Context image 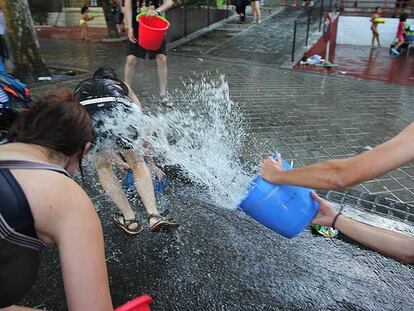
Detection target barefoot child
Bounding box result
[370,7,382,47]
[80,5,94,41]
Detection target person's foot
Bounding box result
[113,213,143,235]
[148,213,179,232]
[161,95,174,108]
[391,48,400,56]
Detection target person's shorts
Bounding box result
[397,34,405,42]
[127,26,167,59]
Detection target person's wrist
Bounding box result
[331,212,342,229]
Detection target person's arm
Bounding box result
[125,82,143,110]
[147,0,174,16]
[52,181,113,311]
[125,0,136,43]
[260,122,414,190]
[311,193,414,264]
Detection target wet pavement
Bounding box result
[21,8,414,310]
[296,45,414,87]
[23,184,414,311]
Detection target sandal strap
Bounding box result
[115,213,138,228]
[147,213,161,222]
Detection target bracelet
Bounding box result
[331,212,342,229]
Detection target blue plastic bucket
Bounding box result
[238,160,319,238]
[123,169,168,195]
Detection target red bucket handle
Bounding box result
[136,12,170,25]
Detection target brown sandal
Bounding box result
[113,213,143,235]
[148,213,179,232]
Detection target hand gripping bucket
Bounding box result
[238,159,319,238]
[115,294,152,311]
[137,13,170,51]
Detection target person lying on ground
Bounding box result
[0,89,113,310]
[259,122,414,264]
[74,66,178,235]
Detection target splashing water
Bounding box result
[94,75,253,209]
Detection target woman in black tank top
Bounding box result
[0,89,114,309]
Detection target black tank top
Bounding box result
[131,0,163,32]
[0,160,69,308]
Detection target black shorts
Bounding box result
[127,25,167,59]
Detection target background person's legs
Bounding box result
[155,53,167,97]
[124,55,138,86]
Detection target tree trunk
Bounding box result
[3,0,50,80]
[100,0,119,39]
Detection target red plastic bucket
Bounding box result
[114,294,153,311]
[137,13,170,51]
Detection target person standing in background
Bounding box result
[123,0,175,108]
[80,4,95,41]
[251,0,261,24]
[370,7,382,47]
[111,0,125,34]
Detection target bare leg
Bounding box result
[395,40,404,50]
[95,152,137,225]
[124,55,138,86]
[251,2,257,22]
[156,53,167,97]
[256,1,261,23]
[120,149,159,227]
[81,24,86,40]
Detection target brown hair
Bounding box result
[11,88,93,157]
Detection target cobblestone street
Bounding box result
[22,9,414,310]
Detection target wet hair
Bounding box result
[399,13,408,22]
[11,88,93,166]
[93,66,118,80]
[81,5,89,14]
[74,67,129,101]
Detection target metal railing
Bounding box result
[165,0,232,41]
[338,0,414,16]
[291,0,333,61]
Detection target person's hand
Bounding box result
[259,153,285,184]
[147,9,158,17]
[128,28,136,43]
[310,192,339,226]
[149,163,165,181]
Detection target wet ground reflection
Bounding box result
[296,44,414,87]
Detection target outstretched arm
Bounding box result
[260,122,414,190]
[311,193,414,264]
[52,181,113,311]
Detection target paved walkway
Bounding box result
[22,8,414,311]
[37,18,414,218]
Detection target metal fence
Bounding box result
[166,0,232,42]
[291,0,334,61]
